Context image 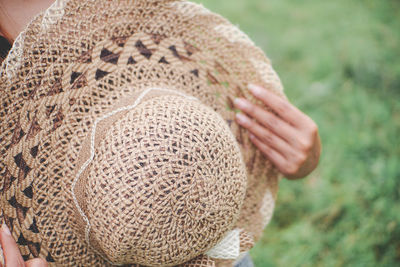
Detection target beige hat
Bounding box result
[0,0,284,266]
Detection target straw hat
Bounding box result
[0,0,284,266]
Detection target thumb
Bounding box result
[0,223,25,267]
[26,258,48,267]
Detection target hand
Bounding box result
[234,84,321,179]
[0,224,48,267]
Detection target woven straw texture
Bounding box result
[72,93,247,266]
[0,0,284,266]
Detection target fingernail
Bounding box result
[234,98,248,110]
[248,84,263,96]
[1,223,11,236]
[236,113,250,125]
[249,133,255,139]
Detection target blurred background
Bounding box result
[194,0,400,266]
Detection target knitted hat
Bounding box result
[0,0,284,266]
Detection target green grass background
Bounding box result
[194,0,400,266]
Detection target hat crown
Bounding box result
[74,94,247,266]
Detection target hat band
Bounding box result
[206,228,241,259]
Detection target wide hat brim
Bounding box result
[0,0,284,266]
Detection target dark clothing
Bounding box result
[0,36,11,64]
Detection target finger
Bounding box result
[233,100,297,144]
[248,134,287,172]
[250,134,303,177]
[26,258,48,267]
[235,113,296,158]
[0,224,25,267]
[291,131,316,154]
[247,84,310,128]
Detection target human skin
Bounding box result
[0,0,54,42]
[0,224,48,267]
[0,0,321,262]
[234,84,321,179]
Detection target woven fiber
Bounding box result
[0,0,285,266]
[73,92,247,266]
